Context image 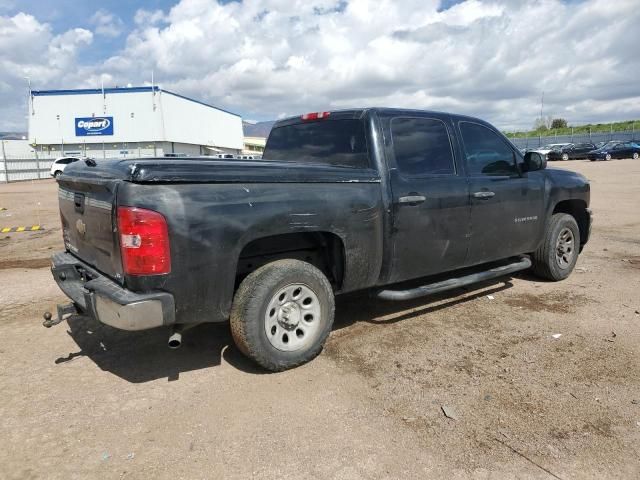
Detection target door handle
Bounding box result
[398,195,426,205]
[473,191,495,199]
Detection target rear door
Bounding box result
[613,142,635,159]
[456,120,544,266]
[383,112,470,283]
[58,176,123,281]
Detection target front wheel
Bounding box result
[531,213,580,281]
[562,153,569,161]
[633,153,639,160]
[605,154,612,161]
[230,259,335,371]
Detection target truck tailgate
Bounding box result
[58,177,123,282]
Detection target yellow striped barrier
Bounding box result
[1,226,43,233]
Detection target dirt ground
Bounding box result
[1,160,639,479]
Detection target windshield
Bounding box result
[600,141,619,149]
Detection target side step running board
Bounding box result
[376,256,532,301]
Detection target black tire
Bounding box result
[230,259,335,372]
[53,171,61,178]
[531,213,580,281]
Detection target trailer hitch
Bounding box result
[43,303,78,328]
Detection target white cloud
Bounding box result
[134,8,166,26]
[1,0,640,131]
[0,13,93,130]
[90,9,124,38]
[100,0,640,129]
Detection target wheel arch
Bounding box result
[552,199,589,246]
[234,231,346,291]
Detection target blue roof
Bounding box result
[31,86,240,118]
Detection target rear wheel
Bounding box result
[230,259,335,371]
[53,171,62,178]
[531,213,580,281]
[561,153,569,161]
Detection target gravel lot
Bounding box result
[1,159,639,479]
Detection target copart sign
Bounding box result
[75,117,114,136]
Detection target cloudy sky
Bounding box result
[0,0,639,132]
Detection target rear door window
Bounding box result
[390,117,456,176]
[263,119,369,168]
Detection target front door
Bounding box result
[456,121,545,266]
[385,114,470,283]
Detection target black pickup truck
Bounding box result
[47,108,592,371]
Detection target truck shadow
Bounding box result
[57,315,264,382]
[56,276,518,383]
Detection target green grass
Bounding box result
[504,120,640,138]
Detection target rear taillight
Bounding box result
[301,111,331,121]
[117,206,171,275]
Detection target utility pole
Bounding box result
[25,76,34,116]
[2,140,8,183]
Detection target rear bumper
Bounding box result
[51,251,175,330]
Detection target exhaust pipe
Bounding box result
[168,330,182,349]
[167,324,200,349]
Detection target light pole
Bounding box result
[130,112,135,158]
[56,114,63,155]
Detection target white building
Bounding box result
[28,86,243,159]
[242,136,266,156]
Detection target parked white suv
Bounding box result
[50,157,80,178]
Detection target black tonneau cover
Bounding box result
[63,158,380,184]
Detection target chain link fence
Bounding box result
[0,158,54,183]
[507,127,640,150]
[1,140,55,183]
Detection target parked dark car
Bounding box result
[586,141,640,161]
[547,143,596,161]
[45,108,592,371]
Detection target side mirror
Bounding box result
[523,151,546,172]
